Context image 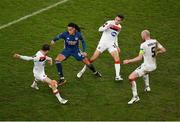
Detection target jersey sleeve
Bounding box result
[52,32,65,42]
[98,21,110,32]
[79,33,86,52]
[20,55,34,61]
[139,44,145,55]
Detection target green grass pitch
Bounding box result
[0,0,179,120]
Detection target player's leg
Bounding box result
[77,49,102,78]
[109,47,123,81]
[82,57,102,77]
[74,50,101,77]
[77,43,104,78]
[128,71,140,104]
[43,77,68,104]
[90,49,102,63]
[77,64,87,78]
[31,78,39,90]
[142,66,156,92]
[55,50,69,85]
[31,73,43,90]
[143,74,151,92]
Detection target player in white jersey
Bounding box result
[13,44,68,104]
[123,30,166,104]
[77,15,124,81]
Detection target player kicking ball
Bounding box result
[123,30,166,104]
[13,44,68,104]
[77,15,124,81]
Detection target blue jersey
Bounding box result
[52,31,86,52]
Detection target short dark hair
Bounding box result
[41,44,50,51]
[117,15,124,20]
[68,22,81,32]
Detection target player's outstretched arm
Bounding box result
[51,32,65,45]
[51,40,56,45]
[13,53,34,61]
[123,54,143,64]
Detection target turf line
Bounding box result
[0,0,69,30]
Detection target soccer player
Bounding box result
[51,23,101,85]
[77,15,124,81]
[123,30,166,104]
[13,44,68,104]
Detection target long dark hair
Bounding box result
[67,22,81,32]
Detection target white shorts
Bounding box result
[34,72,47,81]
[135,64,156,77]
[96,42,118,53]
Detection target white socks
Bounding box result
[131,81,138,97]
[53,89,63,102]
[143,74,149,87]
[32,80,38,86]
[114,61,121,77]
[81,65,87,73]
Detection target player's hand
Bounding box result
[82,52,87,57]
[48,60,53,65]
[123,59,130,64]
[51,40,55,45]
[13,53,21,59]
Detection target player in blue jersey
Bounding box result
[51,23,101,85]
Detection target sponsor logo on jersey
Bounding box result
[111,32,117,37]
[68,41,77,45]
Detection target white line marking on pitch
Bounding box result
[0,0,69,30]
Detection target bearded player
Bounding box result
[77,15,124,81]
[13,44,68,104]
[123,30,166,104]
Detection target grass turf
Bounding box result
[0,0,179,120]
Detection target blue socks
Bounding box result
[55,61,64,78]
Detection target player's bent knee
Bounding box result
[114,60,120,64]
[55,54,65,61]
[55,56,60,61]
[128,75,136,82]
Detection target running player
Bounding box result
[13,44,68,104]
[51,23,101,85]
[77,15,124,81]
[123,30,166,104]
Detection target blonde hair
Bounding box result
[141,30,150,37]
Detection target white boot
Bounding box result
[128,96,140,104]
[77,65,87,78]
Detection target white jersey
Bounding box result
[140,39,163,67]
[98,20,122,46]
[32,51,48,74]
[19,51,52,81]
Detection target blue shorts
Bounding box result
[60,49,85,61]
